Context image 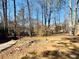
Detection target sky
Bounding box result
[0,0,77,25]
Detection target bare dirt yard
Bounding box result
[0,34,79,59]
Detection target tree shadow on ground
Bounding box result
[0,36,18,44]
[62,36,79,43]
[69,48,79,59]
[21,55,38,59]
[21,48,79,59]
[41,50,61,59]
[41,49,79,59]
[21,51,38,59]
[0,36,11,44]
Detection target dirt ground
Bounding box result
[0,34,79,59]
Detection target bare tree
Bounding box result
[13,0,16,37]
[2,0,8,35]
[0,1,2,23]
[27,0,32,36]
[73,0,79,35]
[36,8,39,34]
[64,0,67,32]
[48,0,53,28]
[44,0,47,27]
[7,0,11,26]
[17,7,25,27]
[39,0,44,26]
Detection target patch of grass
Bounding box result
[28,51,37,55]
[21,53,38,59]
[15,40,27,46]
[21,56,29,59]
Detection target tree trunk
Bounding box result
[42,7,44,26]
[64,0,67,32]
[27,0,32,36]
[69,0,72,35]
[2,0,8,36]
[48,3,52,28]
[13,0,16,37]
[36,8,39,35]
[74,0,78,35]
[44,0,48,36]
[48,7,52,28]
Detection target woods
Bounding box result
[1,0,79,59]
[0,0,79,39]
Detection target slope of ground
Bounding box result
[0,34,79,59]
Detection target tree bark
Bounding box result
[13,0,16,37]
[42,6,44,26]
[27,0,32,36]
[69,0,72,35]
[2,0,8,36]
[48,9,51,28]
